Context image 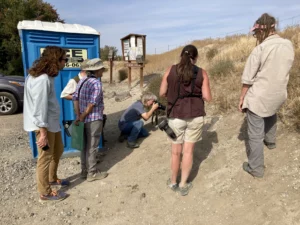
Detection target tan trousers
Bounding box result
[35,131,64,195]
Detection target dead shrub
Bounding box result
[142,25,300,131]
[279,48,300,130]
[206,48,218,61]
[147,75,167,106]
[209,59,235,77]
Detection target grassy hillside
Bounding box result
[143,26,300,131]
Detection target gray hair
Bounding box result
[141,92,157,104]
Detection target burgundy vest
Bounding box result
[166,65,205,119]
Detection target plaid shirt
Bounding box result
[72,77,104,123]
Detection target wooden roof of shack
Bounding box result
[120,34,146,40]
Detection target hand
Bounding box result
[36,133,49,149]
[238,98,244,112]
[79,113,86,122]
[151,103,159,111]
[74,115,80,125]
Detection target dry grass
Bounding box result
[139,27,300,130]
[278,47,300,130]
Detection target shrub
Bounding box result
[118,68,128,81]
[206,48,218,60]
[208,59,235,77]
[147,75,167,106]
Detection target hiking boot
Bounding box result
[242,162,264,178]
[127,141,139,148]
[177,183,193,196]
[81,170,88,179]
[39,190,68,203]
[118,133,127,143]
[263,140,276,150]
[87,171,108,182]
[166,178,178,192]
[49,179,70,186]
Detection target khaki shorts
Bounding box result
[168,116,204,144]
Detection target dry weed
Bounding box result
[140,26,299,130]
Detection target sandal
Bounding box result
[39,190,68,202]
[49,179,70,186]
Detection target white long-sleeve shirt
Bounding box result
[60,73,84,98]
[23,74,60,132]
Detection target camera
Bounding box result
[42,145,49,151]
[154,100,166,111]
[158,118,177,140]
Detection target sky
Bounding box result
[46,0,300,55]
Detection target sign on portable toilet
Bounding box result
[17,20,103,158]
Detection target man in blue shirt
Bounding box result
[118,92,159,148]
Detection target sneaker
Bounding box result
[166,178,178,191]
[263,140,276,150]
[81,170,88,179]
[127,141,139,148]
[242,162,264,178]
[87,171,108,182]
[39,190,68,203]
[177,183,193,196]
[49,179,70,186]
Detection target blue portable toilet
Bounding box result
[18,20,103,158]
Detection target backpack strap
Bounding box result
[167,65,201,117]
[77,78,90,100]
[72,75,80,83]
[191,66,199,94]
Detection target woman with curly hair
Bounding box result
[23,46,70,202]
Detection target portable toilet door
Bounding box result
[18,20,103,158]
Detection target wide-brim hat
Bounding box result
[84,58,105,71]
[80,59,90,70]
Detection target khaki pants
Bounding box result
[35,131,64,195]
[168,116,204,144]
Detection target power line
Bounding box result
[153,13,300,54]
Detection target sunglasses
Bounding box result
[61,58,69,63]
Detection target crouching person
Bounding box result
[72,58,108,181]
[118,92,159,148]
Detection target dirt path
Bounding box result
[0,81,299,225]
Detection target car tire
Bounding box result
[0,92,18,115]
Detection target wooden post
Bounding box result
[128,66,132,89]
[140,65,143,90]
[109,59,113,84]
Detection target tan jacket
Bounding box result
[242,34,294,117]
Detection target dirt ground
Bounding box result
[0,79,300,225]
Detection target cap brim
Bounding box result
[88,66,105,71]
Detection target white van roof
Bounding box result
[17,20,100,35]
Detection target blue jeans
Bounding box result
[120,120,149,143]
